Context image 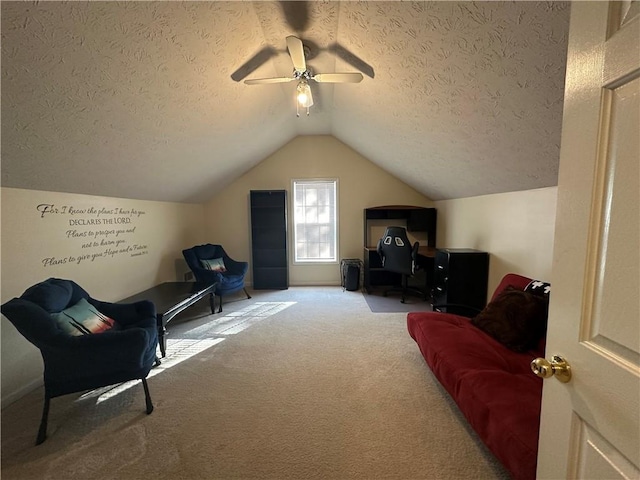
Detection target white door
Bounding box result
[536,1,640,479]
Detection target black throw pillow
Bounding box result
[471,286,549,352]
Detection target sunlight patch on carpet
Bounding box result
[79,302,296,406]
[150,338,227,373]
[185,301,296,336]
[80,338,226,405]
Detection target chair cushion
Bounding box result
[21,278,74,313]
[215,274,245,295]
[471,286,549,352]
[51,298,117,336]
[201,257,227,272]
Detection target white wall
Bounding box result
[203,135,434,286]
[434,187,557,296]
[1,187,205,406]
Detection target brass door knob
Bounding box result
[531,355,572,383]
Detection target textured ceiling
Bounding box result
[1,1,570,203]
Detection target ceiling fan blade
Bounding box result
[286,35,306,72]
[312,73,364,83]
[244,77,294,85]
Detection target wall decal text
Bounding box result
[36,203,150,267]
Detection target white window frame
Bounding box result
[291,179,339,264]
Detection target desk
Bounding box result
[364,246,435,294]
[120,282,216,357]
[417,246,436,259]
[363,206,437,293]
[415,247,436,296]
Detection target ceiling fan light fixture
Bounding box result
[243,36,363,117]
[296,81,313,107]
[296,80,313,116]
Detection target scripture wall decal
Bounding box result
[36,203,150,267]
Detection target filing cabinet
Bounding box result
[432,248,489,316]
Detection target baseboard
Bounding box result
[246,281,342,288]
[1,377,43,409]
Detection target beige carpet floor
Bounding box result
[361,287,431,313]
[1,287,509,480]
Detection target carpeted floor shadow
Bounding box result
[361,288,433,313]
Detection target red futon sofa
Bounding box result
[407,273,550,480]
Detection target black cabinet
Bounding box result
[250,190,288,290]
[432,248,489,316]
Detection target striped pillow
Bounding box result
[51,298,117,336]
[200,257,227,272]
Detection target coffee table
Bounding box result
[120,282,217,357]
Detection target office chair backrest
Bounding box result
[376,226,419,276]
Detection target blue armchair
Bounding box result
[182,244,251,313]
[1,278,158,445]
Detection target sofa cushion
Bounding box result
[471,286,548,352]
[408,312,539,397]
[407,310,543,480]
[490,273,533,301]
[51,298,117,336]
[456,370,542,480]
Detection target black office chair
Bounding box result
[376,226,426,303]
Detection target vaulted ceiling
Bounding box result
[1,1,570,204]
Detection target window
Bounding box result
[292,179,338,263]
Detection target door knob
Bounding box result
[531,355,572,383]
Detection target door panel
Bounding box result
[589,75,639,359]
[571,419,639,479]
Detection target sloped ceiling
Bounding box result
[1,1,570,203]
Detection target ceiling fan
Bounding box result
[244,36,364,116]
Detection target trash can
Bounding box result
[340,259,363,291]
